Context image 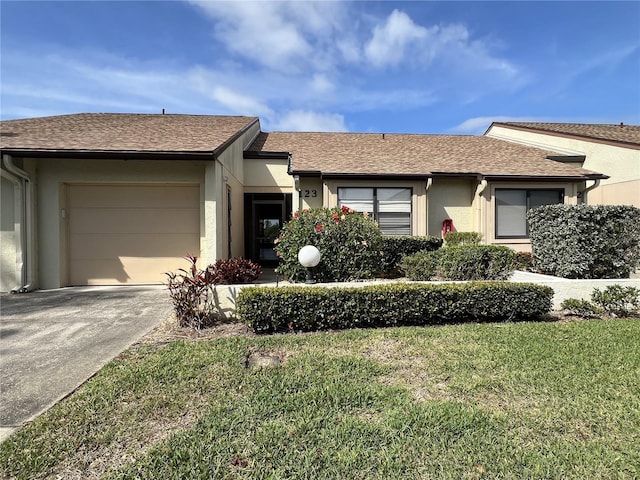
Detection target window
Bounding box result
[495,189,564,238]
[338,187,412,235]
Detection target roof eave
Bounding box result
[243,150,290,160]
[212,117,261,157]
[0,148,215,160]
[484,173,609,181]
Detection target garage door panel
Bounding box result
[69,185,200,208]
[69,207,199,234]
[70,234,200,259]
[71,257,193,285]
[68,184,200,285]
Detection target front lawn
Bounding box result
[1,319,639,479]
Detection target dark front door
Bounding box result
[245,194,292,266]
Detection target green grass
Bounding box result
[2,319,639,479]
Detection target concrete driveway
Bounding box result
[0,286,172,442]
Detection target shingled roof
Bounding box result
[490,122,640,148]
[248,131,605,179]
[0,113,259,155]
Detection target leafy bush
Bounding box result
[443,231,482,246]
[528,205,640,278]
[378,235,442,277]
[166,256,262,329]
[400,245,516,281]
[398,250,440,281]
[237,282,553,333]
[560,298,601,318]
[513,251,535,272]
[591,284,640,317]
[274,206,383,282]
[211,257,262,284]
[165,255,219,329]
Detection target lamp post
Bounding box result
[298,245,321,284]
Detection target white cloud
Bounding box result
[274,110,348,132]
[310,73,334,93]
[363,9,520,81]
[209,86,273,117]
[189,1,350,73]
[365,9,427,67]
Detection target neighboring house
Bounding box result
[1,113,607,291]
[485,122,640,207]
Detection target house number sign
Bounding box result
[302,189,317,198]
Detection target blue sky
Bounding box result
[1,1,639,134]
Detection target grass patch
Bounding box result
[1,319,639,479]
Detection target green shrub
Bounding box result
[237,282,553,333]
[528,204,640,278]
[378,235,442,277]
[591,284,640,317]
[274,206,383,282]
[398,250,440,281]
[443,231,482,246]
[560,298,601,318]
[400,245,516,281]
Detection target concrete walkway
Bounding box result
[0,286,172,443]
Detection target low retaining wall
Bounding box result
[509,271,640,310]
[212,273,640,317]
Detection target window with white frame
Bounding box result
[495,188,564,238]
[338,187,412,235]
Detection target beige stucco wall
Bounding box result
[34,158,206,289]
[587,179,640,206]
[1,175,18,291]
[243,158,293,193]
[217,121,261,184]
[486,125,640,206]
[427,179,474,237]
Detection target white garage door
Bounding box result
[68,184,200,285]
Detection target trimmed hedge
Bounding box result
[237,282,553,334]
[378,235,443,277]
[400,245,516,281]
[528,204,640,278]
[443,231,482,246]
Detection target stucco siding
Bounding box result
[217,120,261,183]
[427,179,474,237]
[1,176,18,291]
[243,158,292,192]
[587,179,640,206]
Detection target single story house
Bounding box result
[1,113,610,291]
[485,122,640,207]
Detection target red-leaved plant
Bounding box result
[166,255,262,329]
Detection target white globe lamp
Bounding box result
[298,245,321,284]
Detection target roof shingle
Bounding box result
[0,113,258,153]
[492,122,640,147]
[249,131,603,179]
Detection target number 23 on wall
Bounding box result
[302,189,317,198]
